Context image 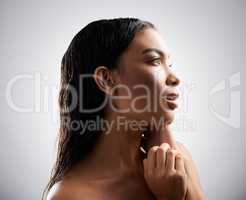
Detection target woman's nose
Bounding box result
[166,73,180,86]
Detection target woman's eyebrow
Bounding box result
[142,48,165,58]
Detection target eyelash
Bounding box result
[148,58,162,66]
[148,58,172,67]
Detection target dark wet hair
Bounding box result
[42,17,155,199]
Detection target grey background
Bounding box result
[0,0,245,199]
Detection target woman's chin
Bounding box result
[157,108,176,126]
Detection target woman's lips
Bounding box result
[161,92,179,110]
[166,93,179,101]
[166,100,178,110]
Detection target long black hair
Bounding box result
[43,17,155,199]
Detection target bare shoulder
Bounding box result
[176,141,192,156]
[176,141,196,163]
[176,141,200,175]
[46,179,89,200]
[46,181,74,200]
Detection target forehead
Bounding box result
[124,28,170,58]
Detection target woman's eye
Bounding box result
[148,58,162,66]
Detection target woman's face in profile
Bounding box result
[112,28,180,126]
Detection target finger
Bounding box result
[147,146,158,174]
[157,143,170,170]
[183,157,192,177]
[175,154,186,173]
[156,147,164,171]
[166,149,178,171]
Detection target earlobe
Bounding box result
[93,66,116,95]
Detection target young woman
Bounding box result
[44,18,207,200]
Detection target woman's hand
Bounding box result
[143,143,188,200]
[175,142,207,200]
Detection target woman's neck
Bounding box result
[74,112,176,181]
[75,113,145,180]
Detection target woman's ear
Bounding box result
[93,66,116,95]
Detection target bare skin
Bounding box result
[48,111,155,200]
[48,28,206,200]
[143,143,188,200]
